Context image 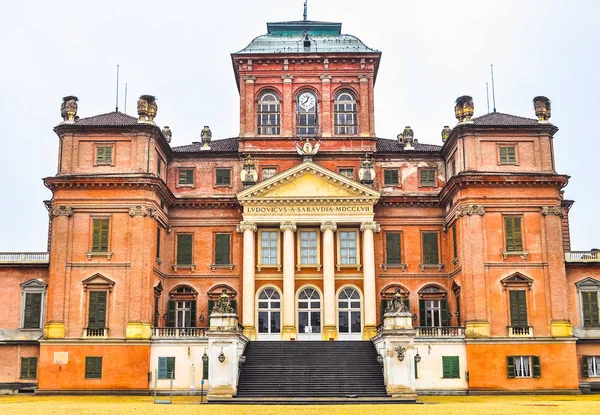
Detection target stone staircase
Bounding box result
[236,341,388,398]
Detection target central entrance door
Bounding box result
[338,287,362,340]
[297,288,321,340]
[257,288,281,340]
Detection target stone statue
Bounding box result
[386,287,408,314]
[240,154,258,187]
[212,289,235,314]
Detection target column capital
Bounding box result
[281,74,294,82]
[360,221,380,232]
[455,204,485,218]
[243,75,256,84]
[280,221,297,232]
[320,74,332,82]
[49,206,73,218]
[129,205,149,217]
[358,74,371,82]
[542,206,564,218]
[237,221,257,233]
[320,221,337,232]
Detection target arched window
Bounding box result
[418,285,448,328]
[257,91,280,135]
[338,287,362,339]
[334,91,357,135]
[298,287,321,339]
[257,287,281,338]
[296,90,318,136]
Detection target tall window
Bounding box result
[158,357,176,379]
[581,290,600,327]
[20,357,37,379]
[92,218,109,252]
[422,232,439,265]
[334,91,357,135]
[419,286,448,327]
[167,286,197,327]
[385,233,401,265]
[339,231,357,265]
[296,91,318,136]
[257,91,280,135]
[504,216,523,252]
[261,231,278,265]
[509,290,528,327]
[214,234,231,265]
[22,292,43,329]
[88,291,107,328]
[258,288,281,336]
[300,231,318,265]
[176,234,193,265]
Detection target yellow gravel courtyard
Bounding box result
[1,395,600,415]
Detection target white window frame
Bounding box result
[176,300,193,328]
[297,229,321,270]
[336,229,361,271]
[514,356,532,378]
[257,229,281,271]
[587,356,600,377]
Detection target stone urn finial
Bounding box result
[60,96,78,123]
[455,95,474,124]
[441,125,452,142]
[137,95,157,123]
[161,126,172,143]
[533,96,551,122]
[201,126,212,150]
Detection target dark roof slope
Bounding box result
[472,112,539,127]
[376,137,442,153]
[75,111,139,126]
[172,138,239,153]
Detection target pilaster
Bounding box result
[321,221,337,340]
[320,75,332,137]
[237,221,257,340]
[282,74,294,136]
[280,221,297,340]
[361,221,380,339]
[244,76,256,137]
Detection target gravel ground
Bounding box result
[0,395,599,415]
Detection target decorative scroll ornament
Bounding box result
[280,221,297,232]
[320,221,337,232]
[60,96,78,123]
[50,206,73,218]
[236,221,257,233]
[240,154,258,188]
[296,138,320,161]
[542,206,563,218]
[360,221,381,232]
[455,204,485,218]
[129,206,148,217]
[211,289,235,315]
[385,287,410,314]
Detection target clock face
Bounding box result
[299,92,316,111]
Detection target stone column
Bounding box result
[320,221,337,340]
[320,75,332,137]
[361,221,380,339]
[237,221,257,340]
[281,74,294,136]
[280,221,297,340]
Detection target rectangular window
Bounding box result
[442,356,460,379]
[215,234,231,265]
[92,218,109,252]
[262,168,277,180]
[420,299,448,327]
[176,234,193,265]
[340,231,357,265]
[581,291,600,327]
[509,290,528,327]
[507,356,540,378]
[158,357,176,379]
[583,356,600,377]
[178,168,194,185]
[157,158,162,177]
[300,231,318,265]
[339,168,354,179]
[20,357,37,379]
[156,227,161,259]
[384,169,399,186]
[88,291,107,328]
[504,216,523,252]
[85,357,102,379]
[96,145,113,165]
[260,231,278,265]
[419,169,436,186]
[499,146,517,164]
[216,168,231,186]
[450,158,456,176]
[452,224,458,259]
[422,232,439,264]
[385,233,401,265]
[23,292,43,329]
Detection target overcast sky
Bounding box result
[1,0,598,251]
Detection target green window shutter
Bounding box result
[216,169,231,186]
[451,356,460,378]
[158,357,167,379]
[381,299,390,320]
[442,356,459,378]
[190,301,197,327]
[452,224,458,259]
[105,146,113,163]
[505,217,523,252]
[166,357,176,379]
[441,299,449,326]
[20,358,29,379]
[88,291,107,328]
[420,169,435,186]
[24,293,42,329]
[386,233,401,264]
[507,356,515,378]
[156,227,161,258]
[500,146,516,163]
[509,290,528,327]
[584,291,600,326]
[179,169,194,185]
[532,355,541,378]
[85,357,93,378]
[92,219,109,252]
[422,232,439,264]
[92,219,100,251]
[582,356,590,378]
[167,300,176,327]
[202,356,209,379]
[208,300,215,317]
[215,234,231,265]
[85,357,102,379]
[419,299,426,326]
[177,234,193,265]
[384,170,398,185]
[30,357,37,378]
[96,146,105,163]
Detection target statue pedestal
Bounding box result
[371,311,417,401]
[206,313,248,400]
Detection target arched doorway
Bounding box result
[257,287,281,340]
[338,287,362,340]
[297,287,321,340]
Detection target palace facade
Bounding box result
[1,14,600,396]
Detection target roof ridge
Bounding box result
[77,111,138,121]
[473,112,537,121]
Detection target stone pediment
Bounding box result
[237,161,380,203]
[82,273,115,292]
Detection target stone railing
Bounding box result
[0,252,49,264]
[152,327,207,338]
[416,326,465,337]
[84,327,108,338]
[565,251,600,263]
[508,326,533,337]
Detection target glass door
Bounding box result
[257,288,281,340]
[297,288,321,340]
[338,288,362,340]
